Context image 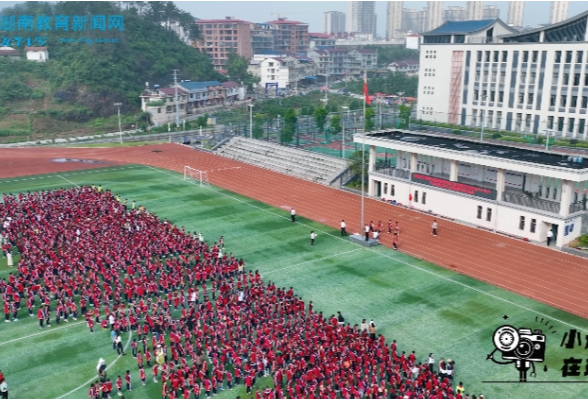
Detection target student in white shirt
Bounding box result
[310,231,317,246]
[340,220,347,236]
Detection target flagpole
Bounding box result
[361,71,366,236]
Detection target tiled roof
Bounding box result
[180,81,223,91]
[222,81,240,88]
[309,32,333,38]
[353,49,376,54]
[425,19,496,35]
[195,18,250,24]
[24,46,48,51]
[158,87,188,95]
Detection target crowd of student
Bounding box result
[0,187,479,399]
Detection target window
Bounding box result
[518,93,524,104]
[530,219,536,233]
[519,216,525,230]
[486,208,492,222]
[553,187,558,200]
[550,94,556,107]
[498,91,504,103]
[157,108,161,113]
[569,118,575,133]
[474,89,479,101]
[493,51,499,62]
[522,51,529,62]
[488,110,494,126]
[561,95,567,107]
[583,96,588,108]
[390,185,395,196]
[477,51,482,62]
[520,71,526,82]
[579,119,586,135]
[482,89,488,99]
[497,111,502,125]
[566,50,572,63]
[422,192,426,205]
[572,96,578,108]
[563,73,569,85]
[530,71,536,81]
[577,51,583,63]
[585,73,588,86]
[548,116,554,129]
[532,51,538,63]
[525,114,532,130]
[477,206,483,219]
[528,93,534,104]
[490,90,496,102]
[555,51,561,63]
[500,70,506,83]
[552,72,559,82]
[574,73,581,86]
[502,51,508,62]
[558,117,565,131]
[384,183,388,195]
[414,190,419,203]
[485,51,490,62]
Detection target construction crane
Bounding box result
[270,11,311,19]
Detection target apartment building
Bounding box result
[267,18,309,54]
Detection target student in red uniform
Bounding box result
[116,376,123,396]
[125,370,132,392]
[37,307,45,328]
[152,364,159,383]
[393,232,399,250]
[140,367,146,385]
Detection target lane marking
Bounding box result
[0,321,85,347]
[58,175,80,188]
[146,165,588,333]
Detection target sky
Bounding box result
[0,1,587,37]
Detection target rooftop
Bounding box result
[195,18,250,24]
[424,19,496,35]
[267,18,308,25]
[309,32,333,38]
[180,81,223,91]
[368,131,588,170]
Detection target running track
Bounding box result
[2,144,588,319]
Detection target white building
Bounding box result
[355,130,588,247]
[550,1,569,24]
[405,34,420,50]
[257,56,317,92]
[324,11,346,35]
[388,60,419,75]
[507,1,525,27]
[386,1,403,40]
[467,1,484,21]
[348,48,378,71]
[426,1,444,31]
[309,33,336,49]
[348,1,377,37]
[417,12,588,140]
[25,46,48,62]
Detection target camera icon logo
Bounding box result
[488,325,546,382]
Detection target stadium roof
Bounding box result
[500,10,588,42]
[424,19,496,35]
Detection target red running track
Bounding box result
[1,144,588,319]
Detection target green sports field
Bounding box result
[2,165,588,399]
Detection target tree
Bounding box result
[314,105,328,134]
[196,114,208,128]
[330,114,342,134]
[281,108,297,144]
[349,99,361,111]
[364,107,375,132]
[398,104,412,128]
[227,52,260,92]
[252,113,264,139]
[348,150,369,181]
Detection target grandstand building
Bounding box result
[356,130,588,247]
[417,11,588,139]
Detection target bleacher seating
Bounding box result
[215,138,349,185]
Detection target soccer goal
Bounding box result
[184,166,209,187]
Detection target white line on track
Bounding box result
[58,175,80,188]
[0,321,85,347]
[146,165,588,333]
[56,330,133,399]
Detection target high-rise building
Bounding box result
[467,1,484,21]
[443,6,468,22]
[483,5,500,20]
[193,17,252,72]
[267,18,309,54]
[507,1,525,27]
[402,7,427,34]
[324,11,346,35]
[550,1,569,24]
[386,1,403,39]
[348,1,377,37]
[426,1,444,31]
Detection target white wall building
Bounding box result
[550,1,569,24]
[386,1,403,40]
[25,46,48,62]
[324,11,346,35]
[257,56,317,91]
[417,12,588,140]
[405,34,420,50]
[426,1,444,31]
[355,130,588,247]
[507,1,525,27]
[467,1,484,21]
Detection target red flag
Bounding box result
[363,72,371,105]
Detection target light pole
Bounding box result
[542,119,554,151]
[396,92,404,128]
[114,102,123,144]
[479,95,487,142]
[248,103,254,139]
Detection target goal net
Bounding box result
[183,166,209,187]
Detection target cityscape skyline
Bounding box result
[0,1,586,37]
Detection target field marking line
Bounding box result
[0,166,140,186]
[58,175,80,188]
[142,166,588,332]
[56,330,133,399]
[0,321,85,347]
[263,248,363,276]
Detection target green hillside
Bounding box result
[0,1,222,142]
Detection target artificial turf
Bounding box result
[1,165,588,399]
